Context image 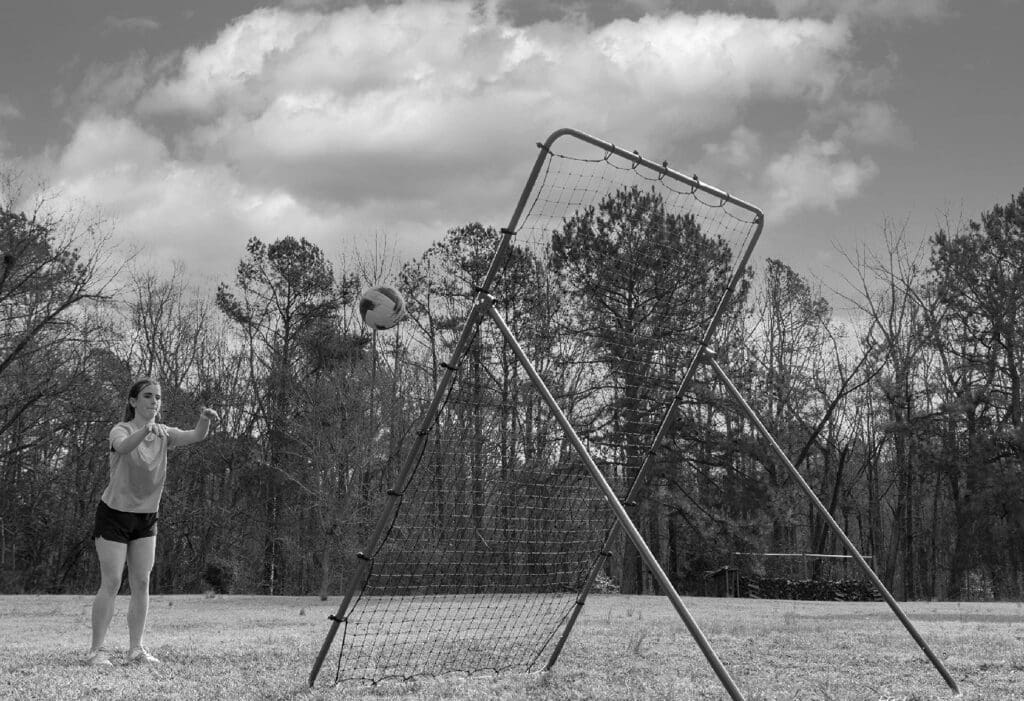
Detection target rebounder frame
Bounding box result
[309,128,959,699]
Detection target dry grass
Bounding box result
[1,594,1021,700]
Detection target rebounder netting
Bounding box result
[317,128,763,685]
[331,342,621,681]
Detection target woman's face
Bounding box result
[131,383,162,422]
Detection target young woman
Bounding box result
[86,378,219,666]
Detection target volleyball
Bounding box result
[359,286,406,330]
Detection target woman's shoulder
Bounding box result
[108,422,132,448]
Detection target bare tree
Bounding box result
[0,171,126,591]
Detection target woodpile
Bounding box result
[741,576,882,601]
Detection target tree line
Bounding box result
[2,175,1023,601]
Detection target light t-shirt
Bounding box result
[101,422,178,513]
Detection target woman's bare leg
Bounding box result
[91,537,127,653]
[126,535,157,653]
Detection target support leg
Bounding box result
[704,350,960,696]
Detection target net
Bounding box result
[325,128,763,684]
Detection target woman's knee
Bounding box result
[96,575,122,597]
[128,569,151,591]
[126,536,156,590]
[95,537,128,595]
[127,559,153,591]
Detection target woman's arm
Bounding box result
[168,407,220,448]
[111,423,167,454]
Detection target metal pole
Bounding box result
[703,350,961,696]
[483,298,746,701]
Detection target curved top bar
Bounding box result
[540,127,765,222]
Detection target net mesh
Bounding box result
[330,130,763,683]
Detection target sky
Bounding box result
[1,0,1022,300]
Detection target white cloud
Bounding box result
[73,55,157,118]
[139,8,317,118]
[103,16,161,33]
[54,118,247,269]
[137,5,857,201]
[763,134,878,220]
[45,0,901,277]
[704,126,762,171]
[0,97,19,158]
[832,100,908,146]
[49,114,447,280]
[0,96,19,120]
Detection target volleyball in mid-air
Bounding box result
[359,286,406,330]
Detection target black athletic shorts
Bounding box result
[92,501,158,543]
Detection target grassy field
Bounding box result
[1,594,1021,700]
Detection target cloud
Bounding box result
[831,100,909,146]
[0,96,20,120]
[763,134,878,220]
[0,96,20,157]
[71,54,158,117]
[135,5,856,202]
[49,114,444,280]
[103,16,161,33]
[44,0,903,277]
[704,126,763,171]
